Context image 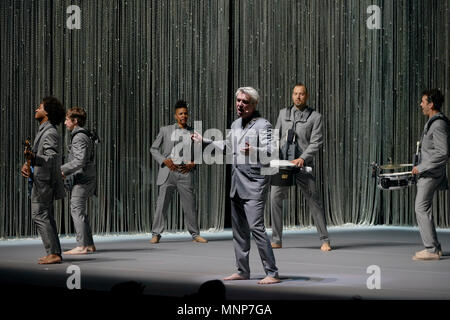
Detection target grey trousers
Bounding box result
[152,171,200,238]
[31,201,61,255]
[270,171,329,245]
[415,175,444,253]
[231,194,279,279]
[70,195,94,247]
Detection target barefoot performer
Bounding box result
[193,87,280,284]
[61,107,97,255]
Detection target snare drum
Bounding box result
[377,171,415,190]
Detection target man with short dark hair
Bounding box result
[61,107,97,255]
[21,96,66,264]
[412,88,448,261]
[150,100,208,244]
[270,83,331,251]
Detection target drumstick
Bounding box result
[412,141,420,170]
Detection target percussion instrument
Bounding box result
[377,171,415,190]
[371,142,420,191]
[269,160,312,173]
[269,160,312,186]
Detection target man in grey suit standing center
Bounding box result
[193,87,280,284]
[150,100,208,244]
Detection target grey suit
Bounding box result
[61,127,96,247]
[415,113,449,253]
[270,106,329,245]
[150,124,200,238]
[209,116,278,278]
[30,121,66,255]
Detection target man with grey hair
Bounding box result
[193,87,280,284]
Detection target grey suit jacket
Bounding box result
[61,127,97,197]
[417,113,449,185]
[274,105,323,166]
[209,116,274,200]
[31,121,66,202]
[150,124,194,186]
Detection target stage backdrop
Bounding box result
[0,0,448,238]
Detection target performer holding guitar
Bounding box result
[21,97,66,264]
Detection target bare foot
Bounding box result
[321,242,332,252]
[87,245,96,253]
[258,276,281,284]
[223,273,248,281]
[38,255,49,261]
[38,254,62,264]
[63,246,89,255]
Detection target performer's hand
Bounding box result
[163,158,178,171]
[179,162,195,174]
[240,142,253,155]
[61,171,66,179]
[191,131,203,143]
[291,157,305,168]
[21,163,30,178]
[412,166,419,175]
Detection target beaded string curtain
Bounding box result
[0,0,448,238]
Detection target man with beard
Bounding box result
[270,83,331,251]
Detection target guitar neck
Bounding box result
[24,139,32,167]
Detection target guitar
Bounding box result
[24,139,34,196]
